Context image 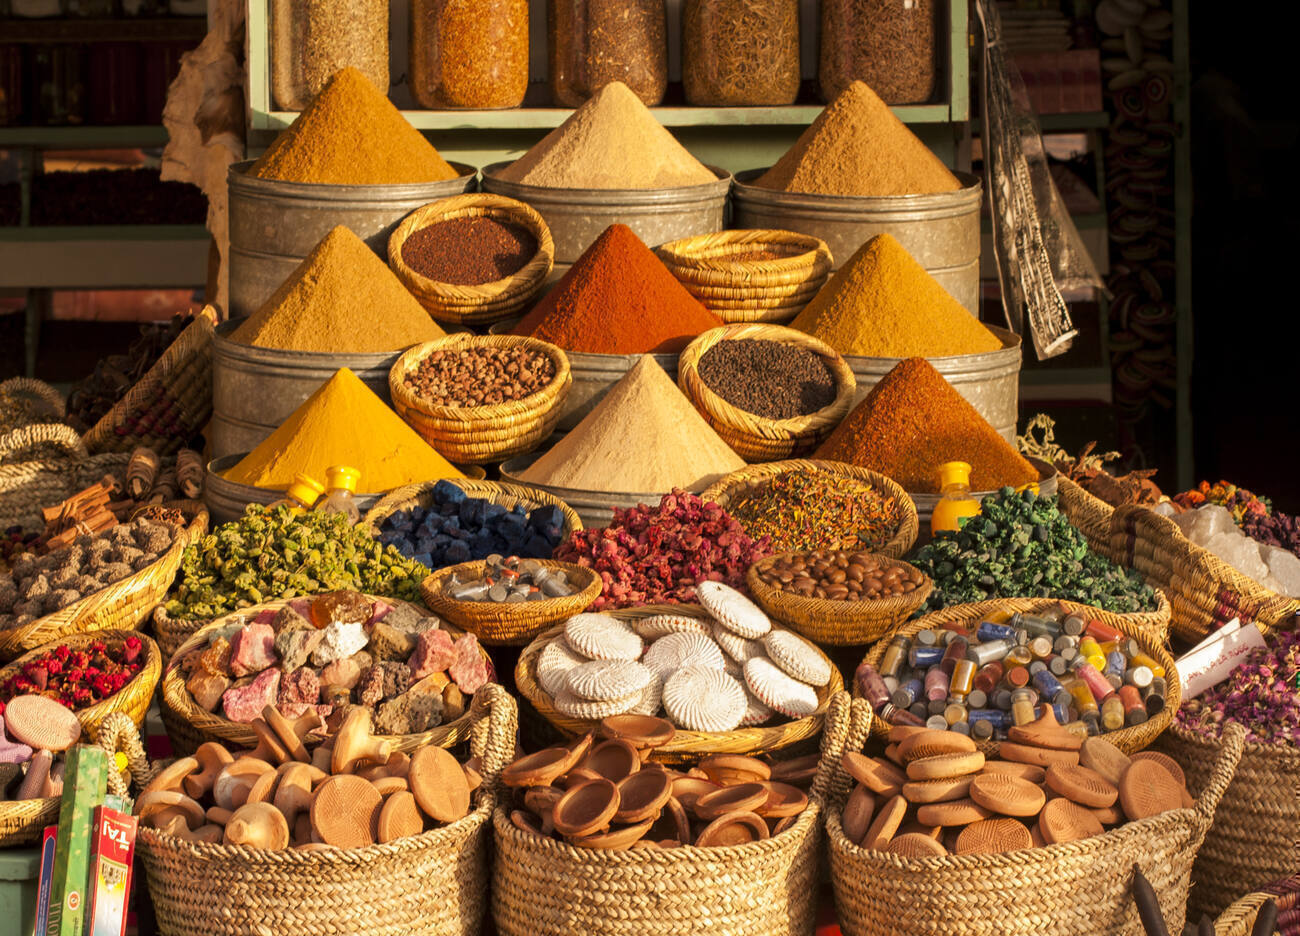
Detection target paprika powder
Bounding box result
[511,224,722,354]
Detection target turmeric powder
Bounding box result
[248,68,460,186]
[225,368,463,493]
[791,234,1001,358]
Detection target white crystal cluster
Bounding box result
[1154,503,1300,597]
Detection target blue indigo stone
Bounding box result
[433,479,466,505]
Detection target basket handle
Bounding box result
[0,377,66,419]
[95,711,155,796]
[1192,721,1246,829]
[468,682,518,797]
[814,693,874,809]
[0,422,89,461]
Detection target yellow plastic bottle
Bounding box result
[930,461,982,536]
[267,473,325,511]
[317,465,362,524]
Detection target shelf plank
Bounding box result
[0,225,208,288]
[0,125,170,148]
[0,16,206,43]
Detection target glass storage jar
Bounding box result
[272,0,389,111]
[411,0,528,109]
[547,0,666,107]
[682,0,799,107]
[820,0,938,104]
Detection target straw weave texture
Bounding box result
[1056,475,1120,559]
[1214,891,1282,936]
[0,422,130,530]
[827,697,1247,936]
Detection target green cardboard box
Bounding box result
[46,744,108,936]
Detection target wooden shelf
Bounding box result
[0,16,205,43]
[0,225,208,289]
[0,125,170,148]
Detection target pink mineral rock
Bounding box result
[229,623,278,677]
[277,667,320,710]
[448,634,489,695]
[221,668,281,722]
[319,657,361,692]
[408,628,457,680]
[187,671,232,713]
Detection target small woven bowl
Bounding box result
[389,334,571,465]
[678,324,855,463]
[746,552,933,646]
[419,560,601,646]
[388,193,555,327]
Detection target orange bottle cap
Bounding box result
[325,465,361,494]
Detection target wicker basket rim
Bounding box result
[420,559,601,608]
[656,229,832,274]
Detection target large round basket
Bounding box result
[0,503,208,662]
[363,478,583,543]
[388,193,555,327]
[677,324,855,463]
[1056,475,1121,558]
[859,596,1177,755]
[826,696,1247,936]
[700,458,919,559]
[388,335,572,465]
[515,604,844,762]
[1109,503,1300,643]
[0,628,161,740]
[420,560,601,647]
[1154,717,1300,921]
[654,229,834,324]
[746,552,932,646]
[492,690,854,936]
[157,595,493,756]
[137,684,516,936]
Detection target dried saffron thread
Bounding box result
[727,471,899,552]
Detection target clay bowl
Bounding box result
[501,747,572,788]
[699,754,771,786]
[582,739,641,783]
[648,796,692,843]
[598,715,676,750]
[694,782,769,820]
[614,770,673,824]
[757,781,808,818]
[571,817,655,850]
[552,778,618,838]
[694,810,770,847]
[671,777,720,812]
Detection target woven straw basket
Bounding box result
[158,595,492,756]
[859,596,1178,754]
[678,324,856,463]
[389,334,572,465]
[0,423,131,530]
[1214,883,1297,936]
[363,477,584,541]
[388,193,554,327]
[1155,719,1300,921]
[701,459,920,560]
[1109,503,1300,643]
[746,553,933,646]
[827,696,1247,936]
[655,230,833,324]
[0,376,65,433]
[515,604,844,762]
[1056,475,1121,558]
[136,684,516,936]
[0,503,208,661]
[0,708,141,848]
[82,307,217,456]
[420,559,601,646]
[493,690,857,936]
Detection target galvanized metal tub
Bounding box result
[209,321,403,459]
[227,159,478,320]
[203,453,385,526]
[910,458,1059,543]
[480,162,732,268]
[844,325,1023,443]
[499,453,672,530]
[730,170,982,312]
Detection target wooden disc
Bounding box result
[377,791,424,843]
[3,695,81,751]
[861,794,907,850]
[310,775,381,849]
[969,773,1047,818]
[1039,797,1105,845]
[842,783,876,845]
[898,729,977,762]
[902,775,973,805]
[997,742,1080,769]
[1007,709,1084,751]
[1129,751,1186,787]
[1045,763,1119,809]
[916,798,996,828]
[1079,736,1132,787]
[1119,759,1185,821]
[954,818,1033,855]
[842,754,906,795]
[885,832,949,858]
[409,746,471,824]
[979,761,1047,784]
[905,751,985,781]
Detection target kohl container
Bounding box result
[730,169,982,312]
[700,458,920,560]
[514,605,844,763]
[492,691,856,936]
[136,685,517,936]
[677,324,856,462]
[387,194,555,327]
[1108,503,1300,643]
[1154,685,1300,920]
[826,696,1247,936]
[480,162,733,275]
[654,229,834,323]
[388,335,572,465]
[227,159,479,320]
[0,502,207,662]
[745,553,932,646]
[419,560,601,647]
[857,595,1176,754]
[157,595,493,756]
[843,325,1024,444]
[908,456,1059,535]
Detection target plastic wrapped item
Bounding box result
[272,0,388,111]
[820,0,938,105]
[975,0,1103,359]
[411,0,528,109]
[547,0,665,107]
[682,0,798,106]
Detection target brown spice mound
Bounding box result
[815,357,1038,493]
[755,80,961,197]
[401,217,538,286]
[249,68,460,185]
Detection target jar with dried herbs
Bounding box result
[547,0,667,107]
[819,0,938,105]
[682,0,800,107]
[271,0,389,111]
[411,0,529,109]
